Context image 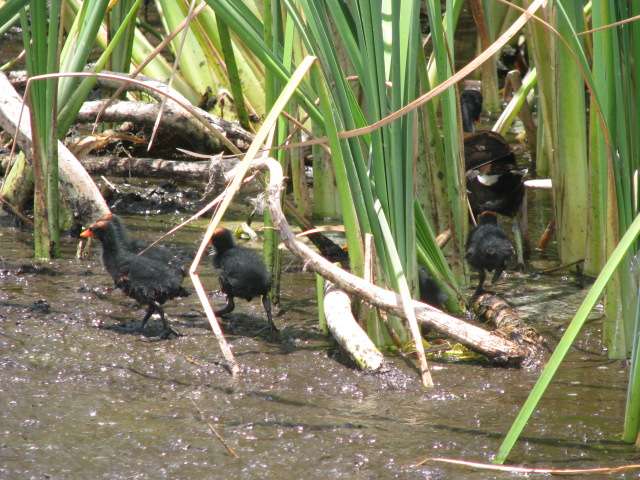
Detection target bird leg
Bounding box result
[491,267,504,285]
[261,294,278,332]
[156,304,180,339]
[214,295,235,317]
[139,303,155,331]
[473,270,486,297]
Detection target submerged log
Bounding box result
[472,292,545,367]
[324,282,384,371]
[0,72,109,223]
[255,157,544,367]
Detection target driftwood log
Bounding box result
[77,155,264,198]
[0,71,109,223]
[324,282,384,371]
[472,292,545,366]
[8,70,255,154]
[254,157,544,367]
[76,100,254,154]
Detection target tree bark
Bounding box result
[76,100,253,154]
[78,154,248,184]
[472,292,545,366]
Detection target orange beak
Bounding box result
[80,229,94,239]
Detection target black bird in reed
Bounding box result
[464,130,527,218]
[80,214,189,338]
[461,88,483,134]
[210,227,276,332]
[418,266,447,310]
[465,211,514,296]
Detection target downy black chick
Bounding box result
[80,214,189,338]
[465,211,514,296]
[210,227,276,331]
[110,214,190,274]
[418,266,447,310]
[461,88,483,133]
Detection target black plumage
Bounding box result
[110,214,189,274]
[464,130,526,218]
[210,227,276,331]
[418,266,447,309]
[465,211,514,296]
[461,89,483,133]
[80,214,189,338]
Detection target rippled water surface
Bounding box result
[0,204,636,480]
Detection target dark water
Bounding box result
[0,205,637,480]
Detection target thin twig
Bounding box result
[537,259,584,275]
[0,194,33,225]
[414,457,640,476]
[190,398,239,459]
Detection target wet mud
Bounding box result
[0,202,636,480]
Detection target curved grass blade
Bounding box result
[495,212,640,464]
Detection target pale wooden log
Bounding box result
[0,72,109,223]
[324,282,384,371]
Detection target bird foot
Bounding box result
[160,327,182,340]
[255,322,280,340]
[138,327,181,342]
[472,287,486,298]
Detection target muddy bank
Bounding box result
[0,210,635,480]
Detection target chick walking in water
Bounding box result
[465,211,514,296]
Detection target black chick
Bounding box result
[465,211,514,296]
[461,88,483,133]
[210,227,276,331]
[80,214,189,338]
[418,266,447,310]
[110,214,190,274]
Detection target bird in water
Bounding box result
[461,88,483,134]
[80,214,189,338]
[465,211,514,296]
[418,266,447,310]
[210,227,276,332]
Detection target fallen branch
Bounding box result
[324,282,384,371]
[472,292,545,367]
[77,99,253,153]
[8,69,253,153]
[255,158,543,366]
[0,71,109,223]
[76,154,260,192]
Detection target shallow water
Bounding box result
[0,206,636,480]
